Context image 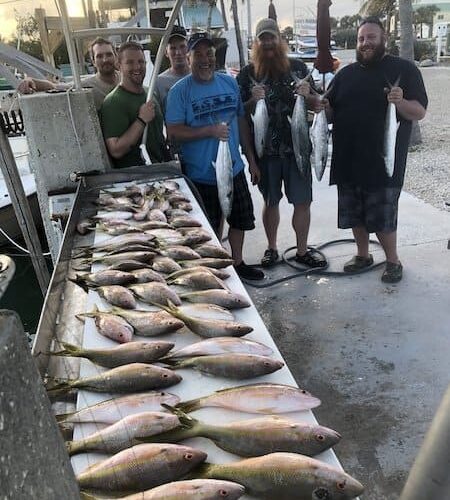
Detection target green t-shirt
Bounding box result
[100,85,170,168]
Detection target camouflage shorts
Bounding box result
[337,184,402,233]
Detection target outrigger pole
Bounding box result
[140,0,186,165]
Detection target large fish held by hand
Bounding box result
[383,77,401,177]
[252,98,269,158]
[213,138,233,219]
[310,104,329,181]
[289,94,311,177]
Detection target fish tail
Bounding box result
[161,403,198,429]
[66,440,83,456]
[51,342,83,358]
[175,397,202,413]
[185,462,215,479]
[76,304,100,321]
[55,412,74,423]
[69,277,90,293]
[46,381,73,398]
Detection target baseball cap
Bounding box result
[187,31,214,51]
[255,18,280,39]
[169,25,187,41]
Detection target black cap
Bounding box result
[187,31,214,52]
[169,25,187,40]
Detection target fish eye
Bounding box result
[316,434,325,441]
[301,389,307,394]
[337,481,346,490]
[219,490,228,497]
[162,373,169,378]
[184,453,194,460]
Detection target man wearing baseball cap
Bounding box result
[155,25,190,113]
[165,32,264,280]
[237,18,325,269]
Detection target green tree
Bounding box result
[359,0,397,34]
[414,5,440,38]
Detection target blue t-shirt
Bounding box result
[166,72,245,185]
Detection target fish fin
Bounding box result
[212,161,216,170]
[396,121,400,131]
[287,115,292,125]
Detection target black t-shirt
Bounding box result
[237,59,309,158]
[328,55,428,188]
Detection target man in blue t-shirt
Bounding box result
[166,32,264,281]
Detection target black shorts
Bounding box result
[337,184,402,233]
[193,170,255,234]
[258,155,312,207]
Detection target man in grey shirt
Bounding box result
[155,25,190,114]
[18,37,119,111]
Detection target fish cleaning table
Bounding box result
[34,166,352,499]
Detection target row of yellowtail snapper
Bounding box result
[47,179,364,499]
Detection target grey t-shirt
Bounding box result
[81,72,119,110]
[155,69,189,114]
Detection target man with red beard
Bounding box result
[237,18,326,269]
[100,41,170,168]
[326,17,427,283]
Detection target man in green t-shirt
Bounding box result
[100,41,171,168]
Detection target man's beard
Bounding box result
[251,40,290,80]
[356,43,386,67]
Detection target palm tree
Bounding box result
[398,0,422,144]
[359,0,397,34]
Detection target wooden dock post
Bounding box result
[0,127,50,295]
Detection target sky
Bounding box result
[0,0,360,40]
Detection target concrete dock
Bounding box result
[242,170,450,500]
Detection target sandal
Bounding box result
[343,254,374,273]
[381,261,403,283]
[294,249,327,268]
[261,248,279,267]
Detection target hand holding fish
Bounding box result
[17,77,37,94]
[387,86,403,105]
[138,100,155,124]
[210,123,229,141]
[295,80,311,98]
[251,84,266,101]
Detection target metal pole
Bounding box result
[399,384,450,500]
[56,0,82,90]
[145,0,151,31]
[140,0,185,165]
[247,0,252,43]
[0,127,50,295]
